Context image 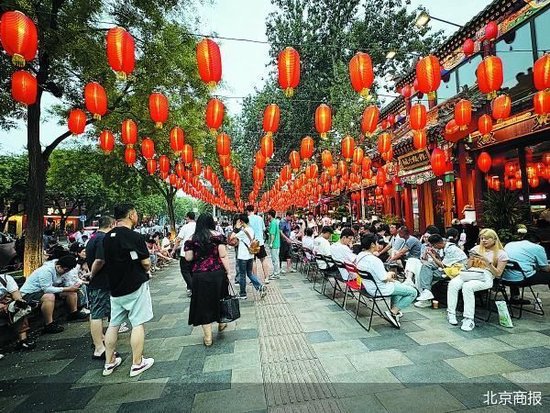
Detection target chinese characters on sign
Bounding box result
[398,149,430,172]
[483,390,542,406]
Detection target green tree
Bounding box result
[0,154,28,231]
[0,1,210,274]
[232,0,443,198]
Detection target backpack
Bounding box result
[243,228,261,255]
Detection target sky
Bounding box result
[1,0,493,154]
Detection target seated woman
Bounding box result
[447,228,508,332]
[355,234,418,328]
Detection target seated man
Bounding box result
[415,233,468,307]
[20,255,87,334]
[330,228,357,280]
[388,226,422,263]
[502,232,550,302]
[313,226,334,271]
[302,228,315,259]
[0,273,35,350]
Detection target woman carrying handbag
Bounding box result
[184,213,231,347]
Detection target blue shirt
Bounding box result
[20,260,65,295]
[502,240,548,282]
[248,214,266,246]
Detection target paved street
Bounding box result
[1,252,549,412]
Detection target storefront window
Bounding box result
[535,7,550,57]
[457,54,482,92]
[525,140,550,214]
[496,23,533,99]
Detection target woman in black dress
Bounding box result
[184,214,231,346]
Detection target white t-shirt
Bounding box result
[161,237,171,249]
[0,274,18,300]
[314,236,331,269]
[302,236,315,259]
[236,227,255,260]
[470,245,509,276]
[321,217,332,227]
[330,242,357,280]
[177,221,196,257]
[355,252,395,296]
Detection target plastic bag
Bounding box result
[495,300,513,328]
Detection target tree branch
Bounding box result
[43,118,96,160]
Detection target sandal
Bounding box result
[203,337,213,347]
[218,323,227,332]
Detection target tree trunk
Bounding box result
[24,95,46,276]
[165,188,177,237]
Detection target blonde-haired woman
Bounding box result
[447,228,508,331]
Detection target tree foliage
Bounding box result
[232,0,444,196]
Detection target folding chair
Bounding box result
[313,254,338,295]
[476,276,510,322]
[329,259,349,307]
[302,247,317,281]
[501,260,545,318]
[353,268,395,331]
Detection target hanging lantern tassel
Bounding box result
[360,88,370,100]
[284,87,294,98]
[93,113,102,120]
[155,122,163,129]
[12,54,25,67]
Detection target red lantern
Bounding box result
[381,148,393,162]
[159,155,170,174]
[146,159,157,175]
[381,119,390,130]
[410,103,427,130]
[253,166,265,182]
[263,104,280,136]
[376,168,386,187]
[321,150,333,168]
[445,119,459,136]
[0,11,37,66]
[362,157,372,172]
[338,160,348,176]
[121,119,137,147]
[300,136,314,160]
[181,144,193,164]
[492,94,511,122]
[84,82,107,120]
[255,151,267,169]
[280,165,291,181]
[352,147,364,165]
[401,85,412,99]
[412,129,427,150]
[476,56,503,98]
[278,47,300,97]
[534,54,550,91]
[149,93,168,129]
[361,105,379,136]
[477,151,492,173]
[478,114,493,136]
[463,38,475,56]
[216,133,231,156]
[124,147,136,166]
[431,148,447,176]
[454,99,472,130]
[387,114,396,127]
[141,138,155,160]
[485,21,499,41]
[206,98,224,133]
[529,177,540,188]
[377,132,391,154]
[416,55,441,98]
[260,135,274,159]
[534,90,550,123]
[349,52,374,98]
[106,27,135,79]
[99,130,115,154]
[10,70,37,105]
[289,150,301,170]
[315,104,332,139]
[219,154,231,168]
[196,38,222,88]
[341,136,355,161]
[192,159,202,176]
[305,164,318,180]
[67,109,86,135]
[170,126,185,155]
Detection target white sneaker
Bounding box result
[414,300,432,308]
[130,357,155,377]
[260,285,268,298]
[103,356,122,376]
[447,313,458,326]
[384,310,401,328]
[461,318,475,331]
[417,289,434,301]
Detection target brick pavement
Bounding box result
[1,250,549,412]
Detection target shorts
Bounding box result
[109,282,153,327]
[256,245,268,260]
[21,291,45,303]
[88,287,111,320]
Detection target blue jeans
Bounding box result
[391,283,418,310]
[237,259,262,296]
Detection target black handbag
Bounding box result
[220,284,240,323]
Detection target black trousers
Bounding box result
[508,270,550,297]
[179,257,193,289]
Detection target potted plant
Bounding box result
[481,190,530,244]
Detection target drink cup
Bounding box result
[432,300,439,309]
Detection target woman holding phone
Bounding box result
[446,228,508,331]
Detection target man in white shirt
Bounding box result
[313,226,333,270]
[172,211,196,296]
[321,214,332,227]
[330,228,357,280]
[302,228,315,259]
[246,205,270,283]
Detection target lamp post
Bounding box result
[415,11,463,29]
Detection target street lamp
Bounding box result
[415,11,463,29]
[385,50,397,60]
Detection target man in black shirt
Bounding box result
[102,204,154,377]
[85,216,115,360]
